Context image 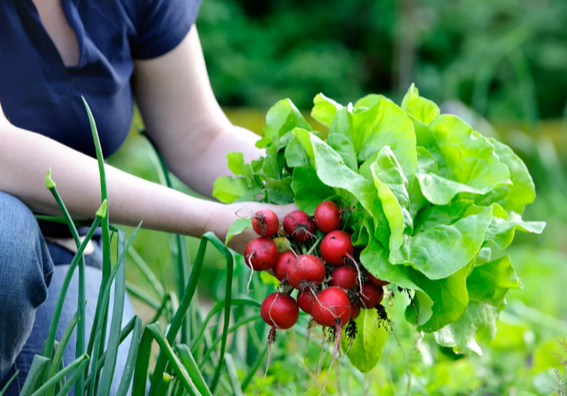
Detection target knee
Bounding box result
[0,192,53,309]
[0,192,40,241]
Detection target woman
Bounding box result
[0,0,292,393]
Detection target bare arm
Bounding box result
[133,27,263,197]
[0,108,287,252]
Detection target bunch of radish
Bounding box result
[244,201,391,393]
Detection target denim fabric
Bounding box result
[0,192,135,395]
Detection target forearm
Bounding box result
[132,28,264,197]
[0,124,223,237]
[170,124,263,197]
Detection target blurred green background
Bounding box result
[109,0,567,394]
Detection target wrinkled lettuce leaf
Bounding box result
[329,99,418,183]
[256,98,311,149]
[417,115,512,205]
[401,83,440,125]
[434,256,521,354]
[311,93,343,128]
[475,139,536,214]
[370,146,412,253]
[391,206,493,280]
[291,166,334,215]
[295,128,390,247]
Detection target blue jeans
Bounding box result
[0,192,135,395]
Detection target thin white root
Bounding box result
[246,253,255,293]
[318,324,342,396]
[347,253,365,297]
[304,337,327,396]
[257,327,275,396]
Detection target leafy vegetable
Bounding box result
[212,176,248,203]
[401,83,440,125]
[434,256,521,354]
[213,85,545,369]
[225,218,253,245]
[341,309,389,373]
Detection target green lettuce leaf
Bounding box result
[327,133,358,171]
[392,206,493,280]
[465,203,546,249]
[467,255,522,307]
[413,200,474,233]
[417,115,512,205]
[291,166,334,215]
[341,308,390,373]
[354,94,390,109]
[256,99,312,149]
[284,137,310,168]
[408,262,472,332]
[401,83,440,125]
[360,236,433,326]
[475,139,536,214]
[434,301,499,355]
[370,146,412,252]
[434,256,521,354]
[485,211,545,249]
[311,93,343,128]
[476,247,492,265]
[295,129,390,247]
[329,100,418,183]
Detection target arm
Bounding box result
[132,26,262,197]
[0,106,284,252]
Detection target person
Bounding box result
[0,0,294,393]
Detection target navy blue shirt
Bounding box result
[0,0,201,158]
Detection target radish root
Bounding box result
[318,321,343,396]
[346,253,365,296]
[257,327,276,396]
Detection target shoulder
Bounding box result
[124,0,203,60]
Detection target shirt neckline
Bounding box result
[25,0,85,71]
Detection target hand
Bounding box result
[208,201,298,254]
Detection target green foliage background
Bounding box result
[197,0,567,122]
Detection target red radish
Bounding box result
[314,201,341,233]
[311,287,351,396]
[283,210,316,243]
[252,209,279,237]
[311,287,352,327]
[260,292,299,329]
[297,289,315,314]
[244,238,279,271]
[320,230,354,266]
[329,266,358,290]
[350,304,361,321]
[359,283,384,309]
[273,251,295,281]
[365,268,390,286]
[258,293,299,395]
[286,254,326,289]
